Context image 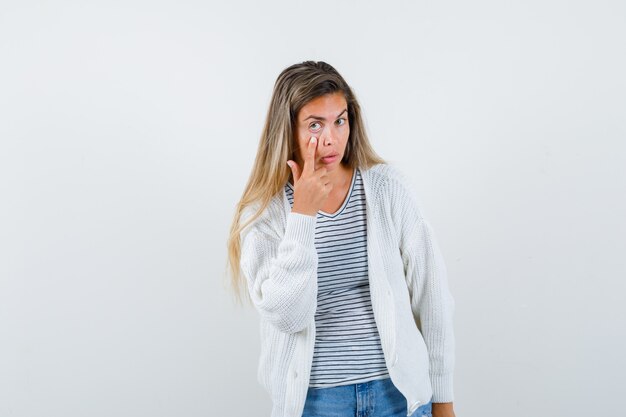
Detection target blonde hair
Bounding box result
[225,60,386,306]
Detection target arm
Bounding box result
[432,402,456,417]
[240,211,319,334]
[390,173,456,403]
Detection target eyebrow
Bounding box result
[303,108,347,121]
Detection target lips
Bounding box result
[320,154,338,164]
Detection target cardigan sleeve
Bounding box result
[389,170,456,403]
[240,209,319,334]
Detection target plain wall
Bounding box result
[1,1,625,416]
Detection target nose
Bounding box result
[320,126,334,146]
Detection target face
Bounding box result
[294,92,350,172]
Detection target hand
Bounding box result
[287,136,333,217]
[432,402,455,417]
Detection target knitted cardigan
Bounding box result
[239,163,455,417]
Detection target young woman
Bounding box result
[226,61,456,417]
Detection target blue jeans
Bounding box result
[301,377,433,417]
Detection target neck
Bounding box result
[330,164,353,189]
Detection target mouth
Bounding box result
[320,154,338,163]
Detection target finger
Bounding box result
[316,166,328,180]
[287,160,301,183]
[303,136,317,175]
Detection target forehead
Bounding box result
[299,92,347,119]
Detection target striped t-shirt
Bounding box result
[285,167,389,388]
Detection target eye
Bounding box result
[336,118,347,126]
[309,122,322,131]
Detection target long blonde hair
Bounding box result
[225,60,386,306]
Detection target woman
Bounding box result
[226,61,456,417]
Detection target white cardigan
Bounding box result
[239,163,455,417]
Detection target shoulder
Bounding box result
[360,162,425,219]
[360,161,410,180]
[240,192,285,240]
[361,162,419,195]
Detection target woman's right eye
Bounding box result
[309,122,321,131]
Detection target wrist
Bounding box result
[292,206,316,217]
[431,402,455,417]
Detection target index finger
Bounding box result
[303,136,318,174]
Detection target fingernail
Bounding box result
[310,137,316,143]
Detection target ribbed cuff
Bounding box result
[430,372,454,403]
[285,212,317,247]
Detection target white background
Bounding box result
[1,1,625,416]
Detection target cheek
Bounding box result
[296,140,309,159]
[341,131,350,149]
[297,129,311,149]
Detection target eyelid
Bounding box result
[309,118,345,129]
